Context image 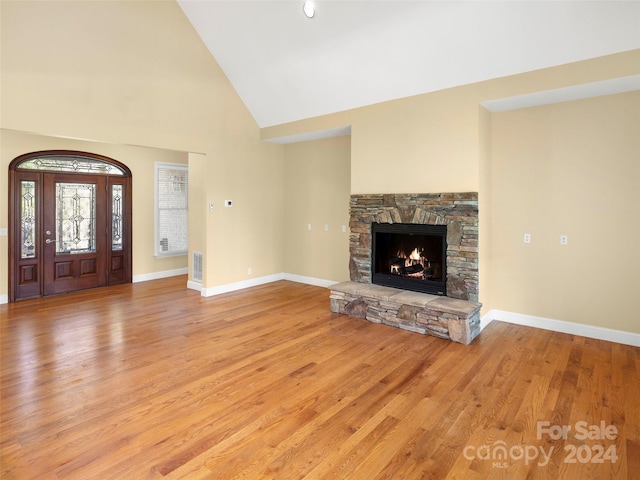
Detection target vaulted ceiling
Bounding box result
[177,1,640,128]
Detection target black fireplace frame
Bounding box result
[371,223,447,296]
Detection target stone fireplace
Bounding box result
[330,193,482,344]
[349,193,479,301]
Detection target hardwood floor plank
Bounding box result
[1,276,638,479]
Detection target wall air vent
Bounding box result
[192,251,203,282]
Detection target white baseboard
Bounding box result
[200,272,338,297]
[187,280,202,292]
[0,294,8,305]
[201,273,286,297]
[281,273,338,288]
[132,267,188,284]
[482,309,640,347]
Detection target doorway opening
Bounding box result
[8,151,132,301]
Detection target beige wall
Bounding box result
[283,136,351,283]
[478,106,493,316]
[349,88,482,193]
[490,91,640,333]
[187,152,206,284]
[1,0,284,297]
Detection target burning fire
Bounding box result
[391,247,429,278]
[396,248,426,267]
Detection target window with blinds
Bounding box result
[155,163,188,257]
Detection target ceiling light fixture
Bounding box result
[303,2,315,19]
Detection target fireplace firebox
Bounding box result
[371,223,447,296]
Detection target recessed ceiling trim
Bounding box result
[481,75,640,112]
[263,126,351,144]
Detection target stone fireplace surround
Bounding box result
[330,193,482,344]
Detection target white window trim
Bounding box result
[154,162,188,257]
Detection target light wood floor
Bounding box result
[1,276,638,479]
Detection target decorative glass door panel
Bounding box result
[112,184,123,251]
[21,180,37,259]
[55,183,97,254]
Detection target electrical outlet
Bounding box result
[324,224,329,231]
[341,225,347,233]
[560,234,568,245]
[247,267,252,275]
[524,233,531,244]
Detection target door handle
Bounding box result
[46,239,56,244]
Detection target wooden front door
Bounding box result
[42,174,107,295]
[9,151,132,301]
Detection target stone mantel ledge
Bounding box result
[329,281,482,345]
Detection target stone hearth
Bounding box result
[330,282,481,344]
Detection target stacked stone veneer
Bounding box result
[330,193,482,344]
[349,193,479,301]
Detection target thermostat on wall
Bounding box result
[224,200,233,207]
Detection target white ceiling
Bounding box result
[177,0,640,129]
